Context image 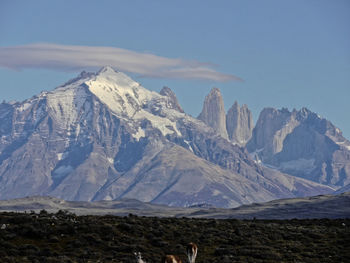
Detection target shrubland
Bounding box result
[0,211,348,262]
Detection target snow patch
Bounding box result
[75,124,81,137]
[249,148,263,164]
[134,111,181,136]
[132,127,145,141]
[184,140,194,152]
[57,153,63,161]
[212,189,221,196]
[107,158,114,164]
[18,102,31,112]
[104,195,113,201]
[335,140,350,151]
[47,86,88,129]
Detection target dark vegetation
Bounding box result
[0,211,349,262]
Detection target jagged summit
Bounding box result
[97,65,118,74]
[247,106,350,187]
[94,66,140,87]
[198,88,254,145]
[37,67,186,138]
[60,66,137,91]
[58,68,183,118]
[160,86,184,113]
[208,87,221,95]
[198,87,228,139]
[226,101,253,146]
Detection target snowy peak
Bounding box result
[97,65,118,74]
[95,66,140,89]
[40,67,186,139]
[52,67,184,121]
[85,67,185,138]
[85,67,157,118]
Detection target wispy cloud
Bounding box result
[0,43,242,82]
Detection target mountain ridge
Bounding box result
[247,107,350,188]
[0,67,340,208]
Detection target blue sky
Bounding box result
[1,0,349,138]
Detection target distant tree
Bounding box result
[39,209,48,215]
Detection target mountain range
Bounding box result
[0,66,349,208]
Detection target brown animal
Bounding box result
[161,242,198,263]
[161,254,182,263]
[186,243,198,263]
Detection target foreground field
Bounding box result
[0,211,349,262]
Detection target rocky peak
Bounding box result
[97,66,118,75]
[160,86,184,113]
[61,70,95,88]
[294,108,344,141]
[226,101,253,146]
[247,107,296,157]
[94,66,140,88]
[198,88,228,139]
[247,106,350,188]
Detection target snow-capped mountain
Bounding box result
[0,67,333,207]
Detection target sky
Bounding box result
[0,0,349,138]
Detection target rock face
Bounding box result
[247,107,298,159]
[198,88,228,139]
[0,67,334,207]
[247,107,350,188]
[226,101,253,146]
[159,86,184,113]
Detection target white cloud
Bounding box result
[0,43,242,82]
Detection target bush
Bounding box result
[0,212,348,262]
